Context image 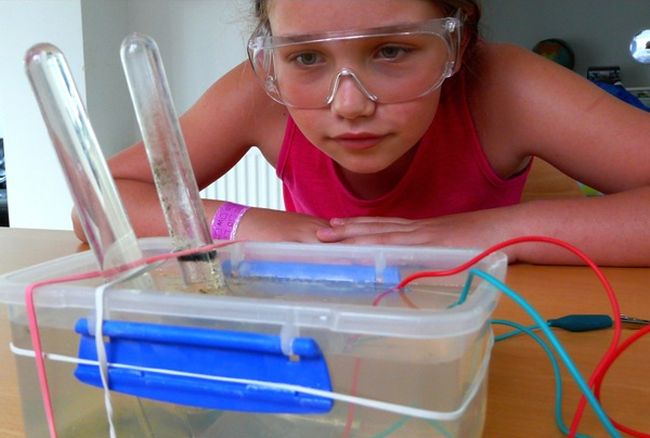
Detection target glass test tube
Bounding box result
[120,33,224,292]
[24,43,151,288]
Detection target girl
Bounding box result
[79,0,650,265]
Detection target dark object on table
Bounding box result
[587,66,621,84]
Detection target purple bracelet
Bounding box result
[210,202,250,240]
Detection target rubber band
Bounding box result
[93,262,163,438]
[10,339,491,423]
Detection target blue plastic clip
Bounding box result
[74,318,333,413]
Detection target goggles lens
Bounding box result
[248,18,461,108]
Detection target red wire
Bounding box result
[592,325,650,438]
[25,270,102,438]
[341,357,362,438]
[386,236,623,437]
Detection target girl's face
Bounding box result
[267,0,447,175]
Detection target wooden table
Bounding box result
[1,228,648,437]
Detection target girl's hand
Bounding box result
[235,207,330,243]
[315,212,520,260]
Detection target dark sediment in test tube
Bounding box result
[120,33,225,293]
[24,43,152,289]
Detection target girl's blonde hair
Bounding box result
[252,0,481,59]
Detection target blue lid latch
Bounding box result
[74,318,333,414]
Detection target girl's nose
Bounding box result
[329,76,376,119]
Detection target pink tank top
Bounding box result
[275,72,530,219]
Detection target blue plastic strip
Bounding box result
[74,318,333,413]
[222,260,401,285]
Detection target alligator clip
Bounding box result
[620,314,650,330]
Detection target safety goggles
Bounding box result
[247,17,462,109]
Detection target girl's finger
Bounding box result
[330,216,413,226]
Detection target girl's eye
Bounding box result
[376,45,411,60]
[293,52,323,66]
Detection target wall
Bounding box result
[481,0,650,87]
[0,0,250,230]
[0,0,84,230]
[127,0,251,115]
[83,0,251,157]
[81,0,135,158]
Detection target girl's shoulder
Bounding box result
[191,61,289,166]
[466,40,597,109]
[231,63,289,165]
[464,40,650,180]
[462,45,538,127]
[461,41,587,174]
[465,41,559,91]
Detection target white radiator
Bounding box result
[200,147,285,210]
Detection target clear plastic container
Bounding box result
[0,239,506,438]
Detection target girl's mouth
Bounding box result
[332,132,386,150]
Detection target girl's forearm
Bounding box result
[509,186,650,266]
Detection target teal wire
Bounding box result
[371,416,410,438]
[450,273,473,307]
[367,274,479,438]
[468,269,620,437]
[370,415,454,438]
[494,323,540,342]
[425,419,454,438]
[371,269,605,437]
[492,319,590,437]
[370,412,454,438]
